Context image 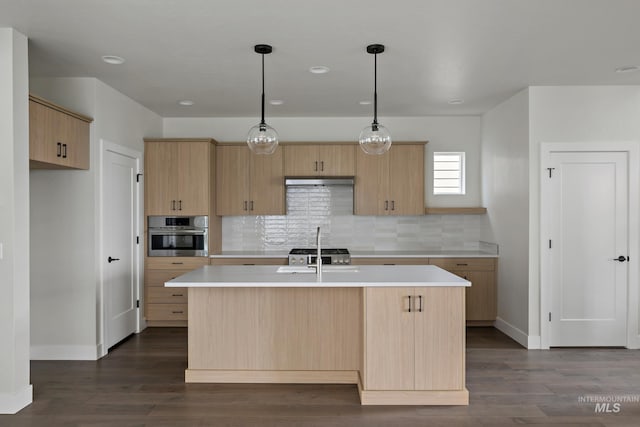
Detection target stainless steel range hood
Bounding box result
[285,176,354,186]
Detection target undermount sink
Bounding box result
[276,265,360,274]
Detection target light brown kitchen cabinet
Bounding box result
[284,144,355,176]
[355,143,425,215]
[429,258,497,325]
[144,139,214,216]
[144,257,209,326]
[363,287,465,392]
[210,258,287,265]
[351,258,428,265]
[216,145,284,215]
[29,94,92,170]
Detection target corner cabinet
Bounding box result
[29,94,93,170]
[355,143,425,215]
[144,139,215,216]
[361,287,467,405]
[284,144,355,176]
[429,258,497,325]
[216,145,284,215]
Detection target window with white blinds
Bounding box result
[433,152,465,195]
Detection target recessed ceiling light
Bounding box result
[615,66,640,73]
[359,100,372,105]
[269,99,284,105]
[178,100,194,106]
[448,99,464,105]
[101,55,125,65]
[309,66,330,74]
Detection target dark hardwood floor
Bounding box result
[2,327,639,426]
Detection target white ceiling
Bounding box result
[2,0,640,118]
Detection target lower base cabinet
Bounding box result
[144,257,209,326]
[362,287,466,403]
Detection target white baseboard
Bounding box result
[494,317,540,349]
[0,385,32,414]
[30,344,99,360]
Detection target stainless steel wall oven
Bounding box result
[147,216,208,257]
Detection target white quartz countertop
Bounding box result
[209,250,497,259]
[166,265,471,288]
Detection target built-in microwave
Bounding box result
[147,216,208,257]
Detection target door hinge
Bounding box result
[136,173,143,183]
[136,300,140,308]
[549,312,552,321]
[549,239,552,249]
[136,236,140,245]
[546,167,555,178]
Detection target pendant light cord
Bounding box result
[260,53,266,127]
[373,52,378,127]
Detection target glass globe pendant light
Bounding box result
[247,44,279,155]
[359,44,392,155]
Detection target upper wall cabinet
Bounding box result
[355,143,425,216]
[144,139,215,216]
[216,145,285,216]
[284,144,355,176]
[29,94,93,170]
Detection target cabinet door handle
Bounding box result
[62,144,67,158]
[320,161,324,171]
[408,295,412,312]
[178,200,182,210]
[418,295,423,312]
[56,142,62,157]
[244,201,248,211]
[391,200,395,211]
[171,200,176,210]
[385,200,389,211]
[314,161,318,171]
[250,200,254,211]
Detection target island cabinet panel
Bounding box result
[429,258,497,324]
[351,258,428,265]
[29,95,92,170]
[363,287,465,392]
[210,258,287,265]
[216,145,284,215]
[355,143,425,215]
[188,287,361,371]
[284,144,355,176]
[144,139,213,216]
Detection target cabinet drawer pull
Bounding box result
[250,200,254,211]
[178,200,182,210]
[62,143,67,158]
[314,161,318,171]
[408,295,412,312]
[171,262,184,265]
[244,201,248,211]
[56,142,62,157]
[171,310,184,314]
[456,263,468,266]
[385,200,389,211]
[320,161,324,171]
[171,294,184,297]
[418,295,423,312]
[391,200,395,211]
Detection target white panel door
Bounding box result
[104,149,138,349]
[548,151,628,346]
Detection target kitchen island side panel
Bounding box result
[188,287,362,371]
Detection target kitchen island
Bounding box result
[166,265,470,405]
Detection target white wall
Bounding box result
[0,28,32,414]
[163,116,483,207]
[29,78,162,360]
[528,86,640,344]
[481,89,531,347]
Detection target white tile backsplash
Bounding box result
[222,186,489,251]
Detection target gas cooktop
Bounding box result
[288,248,351,265]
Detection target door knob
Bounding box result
[613,255,629,262]
[108,256,120,263]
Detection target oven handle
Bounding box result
[149,230,207,235]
